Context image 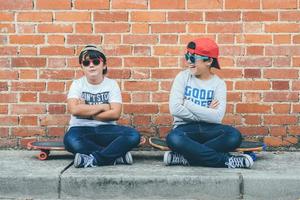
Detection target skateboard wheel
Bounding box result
[38,152,49,160]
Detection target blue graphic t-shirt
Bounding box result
[67,76,122,127]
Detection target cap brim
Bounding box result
[212,59,220,69]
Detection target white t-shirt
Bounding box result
[68,76,122,127]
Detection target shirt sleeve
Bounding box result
[169,72,198,121]
[67,80,81,99]
[183,80,226,124]
[109,80,122,103]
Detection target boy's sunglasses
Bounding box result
[185,53,209,64]
[82,58,102,67]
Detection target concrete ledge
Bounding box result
[0,151,300,199]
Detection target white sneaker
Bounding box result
[114,152,133,165]
[225,154,254,169]
[74,153,97,168]
[164,151,189,166]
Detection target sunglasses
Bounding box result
[82,58,102,67]
[185,53,209,64]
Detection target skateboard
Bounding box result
[149,137,266,161]
[27,136,147,160]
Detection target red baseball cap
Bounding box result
[187,38,220,69]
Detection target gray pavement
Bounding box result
[0,150,300,200]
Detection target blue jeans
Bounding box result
[166,122,242,167]
[64,125,141,166]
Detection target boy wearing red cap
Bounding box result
[64,45,140,168]
[165,38,254,168]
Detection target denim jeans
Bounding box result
[166,122,242,167]
[64,125,141,166]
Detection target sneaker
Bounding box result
[114,152,133,165]
[225,154,254,169]
[164,151,189,166]
[74,153,97,168]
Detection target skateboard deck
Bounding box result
[27,136,147,160]
[149,137,266,161]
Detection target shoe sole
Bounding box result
[163,151,171,166]
[243,154,254,168]
[74,153,81,168]
[125,152,133,165]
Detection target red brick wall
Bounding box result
[0,0,299,148]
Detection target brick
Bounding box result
[17,24,34,33]
[150,0,185,9]
[227,92,242,102]
[112,0,147,9]
[273,104,290,113]
[48,127,66,137]
[219,46,244,56]
[0,24,14,33]
[124,81,158,91]
[262,0,297,9]
[151,69,181,79]
[19,116,38,126]
[152,92,169,102]
[121,92,131,103]
[55,12,90,21]
[12,127,45,137]
[237,57,272,67]
[264,92,298,102]
[266,46,300,56]
[263,69,298,79]
[40,46,74,55]
[208,24,242,33]
[188,0,223,9]
[17,12,52,22]
[292,81,300,90]
[0,116,18,126]
[246,46,264,55]
[67,35,102,44]
[272,81,289,90]
[218,34,235,44]
[131,69,150,79]
[48,35,65,44]
[95,23,130,33]
[132,24,149,34]
[104,35,121,44]
[0,12,14,21]
[0,0,32,10]
[153,46,183,56]
[48,104,66,114]
[0,105,8,114]
[151,24,185,33]
[36,0,71,10]
[235,81,270,90]
[225,0,260,9]
[274,35,291,44]
[10,35,44,44]
[154,115,173,125]
[288,126,300,135]
[40,115,69,126]
[133,46,151,56]
[244,92,262,102]
[124,57,158,67]
[12,57,46,67]
[160,35,178,44]
[94,11,128,22]
[159,103,170,114]
[236,103,271,113]
[123,104,158,114]
[168,11,202,21]
[75,0,109,9]
[244,115,261,125]
[0,127,9,137]
[293,35,300,43]
[206,12,240,21]
[132,93,150,102]
[40,93,66,103]
[265,24,300,33]
[244,23,263,33]
[107,69,131,79]
[238,127,268,135]
[187,24,206,33]
[244,69,261,78]
[0,93,17,103]
[75,23,92,34]
[237,34,272,44]
[0,70,18,80]
[118,117,131,126]
[280,11,300,21]
[133,116,151,126]
[20,93,37,102]
[38,24,73,33]
[160,57,179,67]
[131,11,165,22]
[0,59,9,68]
[12,82,46,91]
[40,70,75,80]
[243,12,278,21]
[123,35,158,44]
[269,127,286,136]
[293,57,300,67]
[0,47,16,55]
[264,115,297,125]
[19,47,37,56]
[215,69,243,79]
[158,127,172,138]
[12,104,46,114]
[223,114,242,125]
[264,136,298,147]
[107,58,122,67]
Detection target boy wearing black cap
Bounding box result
[165,38,254,169]
[64,45,141,168]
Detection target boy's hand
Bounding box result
[209,99,219,109]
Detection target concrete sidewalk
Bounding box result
[0,150,299,200]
